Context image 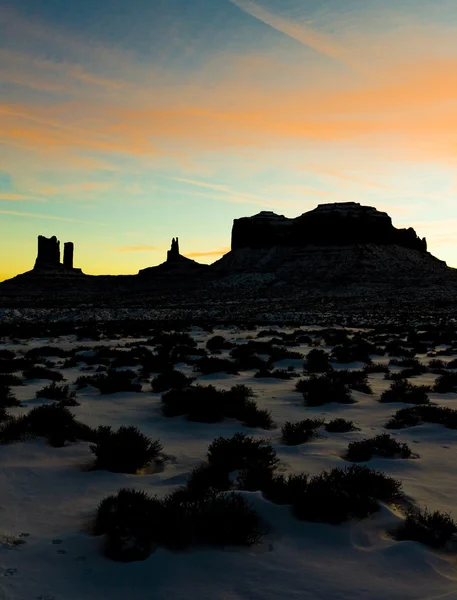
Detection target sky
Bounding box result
[1,0,457,280]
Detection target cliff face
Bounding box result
[231,203,427,253]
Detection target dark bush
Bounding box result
[363,363,390,374]
[193,356,239,375]
[385,405,457,430]
[389,367,428,380]
[207,433,279,473]
[0,385,20,408]
[254,368,296,380]
[434,372,457,393]
[261,473,309,505]
[239,400,274,429]
[206,335,233,352]
[380,379,430,404]
[95,487,264,561]
[151,369,195,393]
[325,418,358,433]
[22,366,64,381]
[292,465,402,524]
[76,369,142,394]
[346,433,412,462]
[25,346,71,358]
[389,357,425,369]
[0,404,92,447]
[281,419,324,445]
[304,349,332,373]
[394,507,457,548]
[35,382,78,405]
[185,463,231,498]
[296,373,354,406]
[0,373,24,386]
[90,425,162,473]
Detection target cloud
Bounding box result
[0,193,46,202]
[230,0,365,73]
[117,245,156,253]
[187,248,230,257]
[0,209,93,223]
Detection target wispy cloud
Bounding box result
[187,248,230,258]
[0,193,46,202]
[230,0,365,73]
[0,209,92,223]
[117,245,156,253]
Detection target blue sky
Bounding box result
[1,0,457,279]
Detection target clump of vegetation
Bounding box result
[281,419,324,445]
[90,426,162,473]
[380,379,430,405]
[207,433,279,474]
[150,369,195,393]
[363,363,390,374]
[254,368,296,380]
[0,373,24,386]
[206,335,233,352]
[389,357,425,369]
[0,404,93,447]
[161,385,273,429]
[433,372,457,393]
[394,507,457,548]
[304,349,332,373]
[25,346,71,359]
[35,382,78,405]
[22,366,64,381]
[76,369,142,394]
[94,487,264,561]
[296,373,354,406]
[193,356,239,375]
[346,433,412,462]
[0,385,20,408]
[385,405,457,430]
[292,465,402,524]
[325,418,358,433]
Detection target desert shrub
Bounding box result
[193,356,239,375]
[25,346,71,359]
[185,463,231,498]
[385,341,416,358]
[0,357,32,373]
[325,418,358,433]
[151,331,197,349]
[389,357,425,369]
[254,368,296,380]
[161,384,272,428]
[90,426,162,473]
[161,384,224,422]
[0,349,15,360]
[260,473,309,505]
[235,354,270,371]
[304,349,332,373]
[281,419,324,445]
[95,487,263,561]
[447,358,457,369]
[76,369,141,394]
[330,343,372,364]
[22,366,64,381]
[394,507,457,548]
[292,465,402,524]
[389,367,428,380]
[363,363,390,374]
[35,382,78,405]
[151,369,195,393]
[428,359,446,372]
[346,433,412,462]
[0,385,20,408]
[206,335,233,352]
[385,405,457,430]
[433,372,457,393]
[207,433,279,473]
[0,373,24,386]
[0,404,93,447]
[296,373,354,406]
[380,379,430,404]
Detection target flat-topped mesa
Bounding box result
[231,203,427,252]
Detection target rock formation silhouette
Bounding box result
[167,237,180,262]
[63,242,74,269]
[231,203,427,252]
[34,235,61,269]
[33,235,80,272]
